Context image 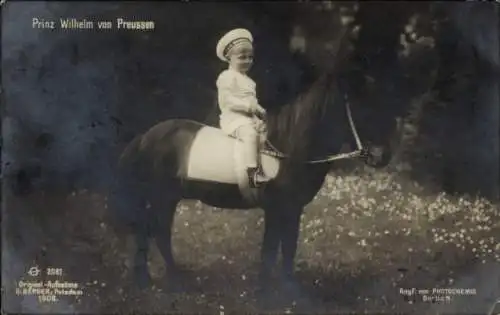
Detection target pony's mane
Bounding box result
[265,70,345,163]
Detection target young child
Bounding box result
[215,28,270,188]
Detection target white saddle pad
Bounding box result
[186,126,280,184]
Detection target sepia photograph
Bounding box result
[1,1,499,314]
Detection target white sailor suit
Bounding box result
[215,28,269,185]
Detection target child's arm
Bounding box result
[217,72,256,115]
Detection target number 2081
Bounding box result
[46,268,63,276]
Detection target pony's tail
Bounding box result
[107,136,151,237]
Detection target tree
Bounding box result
[436,2,500,200]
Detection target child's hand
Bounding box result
[253,118,267,134]
[253,104,267,119]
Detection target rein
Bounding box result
[262,93,365,164]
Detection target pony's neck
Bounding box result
[265,72,346,165]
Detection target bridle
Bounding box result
[261,23,369,164]
[262,93,366,164]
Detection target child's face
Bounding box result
[228,42,254,74]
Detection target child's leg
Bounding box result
[234,124,270,187]
[234,124,259,169]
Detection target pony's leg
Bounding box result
[259,208,282,288]
[133,226,152,289]
[279,207,303,285]
[279,206,315,307]
[154,199,179,272]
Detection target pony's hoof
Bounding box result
[161,265,195,293]
[163,278,189,293]
[257,269,272,287]
[281,275,305,299]
[256,284,271,298]
[167,264,191,276]
[256,286,276,311]
[133,268,153,290]
[280,276,317,310]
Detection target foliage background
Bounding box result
[2,1,499,314]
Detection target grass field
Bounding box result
[7,157,498,314]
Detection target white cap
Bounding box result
[216,28,253,62]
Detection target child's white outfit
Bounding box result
[215,28,269,187]
[216,68,265,171]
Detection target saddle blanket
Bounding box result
[186,126,280,185]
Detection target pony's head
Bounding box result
[264,68,401,168]
[352,95,401,169]
[342,63,406,169]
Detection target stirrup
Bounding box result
[248,167,270,188]
[247,168,259,188]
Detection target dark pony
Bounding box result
[109,52,398,294]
